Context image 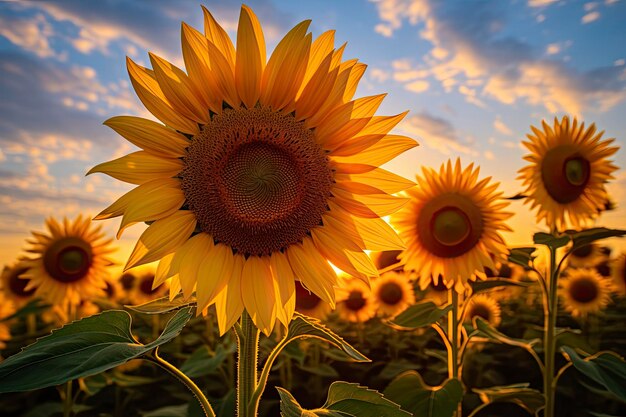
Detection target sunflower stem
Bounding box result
[447,289,462,417]
[63,380,73,417]
[148,348,215,417]
[237,310,259,417]
[544,245,559,417]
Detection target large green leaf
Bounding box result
[471,317,540,349]
[472,383,544,414]
[569,228,626,250]
[180,342,236,378]
[126,293,197,314]
[287,313,369,362]
[562,346,626,402]
[276,387,351,417]
[323,382,411,417]
[384,371,463,417]
[389,301,452,330]
[533,232,570,249]
[0,307,193,393]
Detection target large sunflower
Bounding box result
[89,5,415,335]
[371,271,415,317]
[20,216,115,312]
[518,116,618,230]
[391,159,512,293]
[559,268,613,318]
[0,262,36,309]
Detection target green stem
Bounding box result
[237,310,259,417]
[148,349,215,417]
[544,246,559,417]
[63,380,73,417]
[448,289,462,417]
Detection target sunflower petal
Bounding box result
[178,233,214,299]
[241,256,276,335]
[196,243,235,312]
[336,168,415,194]
[87,151,183,185]
[332,135,418,166]
[301,30,335,88]
[236,5,266,108]
[214,254,245,335]
[287,239,337,307]
[202,5,236,68]
[153,252,175,288]
[270,252,296,326]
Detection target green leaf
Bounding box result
[508,247,537,270]
[287,313,369,362]
[384,371,463,417]
[389,301,452,330]
[0,307,193,393]
[142,404,189,417]
[126,292,197,314]
[276,387,350,417]
[533,232,570,249]
[323,381,411,417]
[562,346,626,402]
[470,278,531,295]
[471,317,540,349]
[472,383,545,414]
[555,328,593,355]
[180,342,236,378]
[569,227,626,251]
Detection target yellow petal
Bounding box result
[206,40,240,107]
[117,179,185,238]
[236,5,266,108]
[125,211,196,270]
[241,256,275,335]
[104,116,189,158]
[214,254,245,335]
[331,135,418,167]
[286,239,336,307]
[169,276,182,301]
[301,30,335,88]
[202,5,236,69]
[270,252,295,326]
[178,233,213,299]
[196,243,235,312]
[127,57,198,134]
[311,227,368,282]
[153,253,175,288]
[261,20,311,110]
[87,151,183,185]
[358,112,408,136]
[343,62,367,103]
[305,60,358,128]
[336,168,415,195]
[295,51,337,120]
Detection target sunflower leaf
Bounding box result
[286,313,369,362]
[471,317,540,349]
[508,247,537,270]
[383,371,463,417]
[323,382,411,416]
[533,232,570,249]
[276,387,352,417]
[561,346,626,402]
[0,307,193,393]
[126,292,197,314]
[568,227,626,251]
[389,301,452,330]
[472,383,545,414]
[470,278,531,294]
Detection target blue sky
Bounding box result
[1,0,625,268]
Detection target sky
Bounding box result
[1,0,626,270]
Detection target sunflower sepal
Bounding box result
[0,307,194,393]
[388,301,452,330]
[278,381,411,417]
[508,247,538,271]
[126,292,197,314]
[533,232,570,249]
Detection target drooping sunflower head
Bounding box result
[19,216,115,311]
[1,262,36,308]
[518,116,618,230]
[294,280,332,320]
[371,271,415,317]
[559,268,613,318]
[88,5,416,335]
[336,278,376,323]
[391,159,512,293]
[465,294,502,327]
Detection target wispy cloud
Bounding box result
[400,112,478,156]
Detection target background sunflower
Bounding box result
[371,271,415,317]
[559,268,614,318]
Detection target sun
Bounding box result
[88,5,416,335]
[371,271,415,317]
[518,116,618,230]
[559,268,613,318]
[19,215,115,313]
[391,159,512,293]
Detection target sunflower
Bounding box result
[336,278,376,323]
[88,5,415,335]
[371,271,415,317]
[391,159,512,293]
[294,280,332,320]
[567,243,605,269]
[0,291,16,350]
[0,262,36,309]
[518,116,618,230]
[132,271,169,305]
[464,294,501,327]
[423,275,449,305]
[19,216,115,312]
[610,254,626,296]
[559,268,613,318]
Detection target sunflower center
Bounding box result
[498,264,512,278]
[43,237,93,283]
[569,277,598,303]
[295,282,322,311]
[418,194,483,258]
[541,146,591,204]
[379,282,403,305]
[469,303,491,322]
[182,107,333,257]
[345,290,367,311]
[572,244,593,259]
[8,266,35,298]
[120,273,136,290]
[595,261,610,277]
[139,275,157,295]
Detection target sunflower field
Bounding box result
[1,3,625,417]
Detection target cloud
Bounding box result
[528,0,559,7]
[581,11,600,23]
[493,116,513,135]
[405,79,430,93]
[370,0,626,114]
[0,13,64,60]
[400,112,478,155]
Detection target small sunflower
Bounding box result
[19,216,115,312]
[336,278,376,323]
[132,272,169,305]
[560,268,613,318]
[567,243,605,269]
[518,116,618,230]
[0,262,36,308]
[89,5,416,335]
[391,159,512,293]
[610,254,626,296]
[294,280,332,320]
[465,294,501,327]
[371,271,415,317]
